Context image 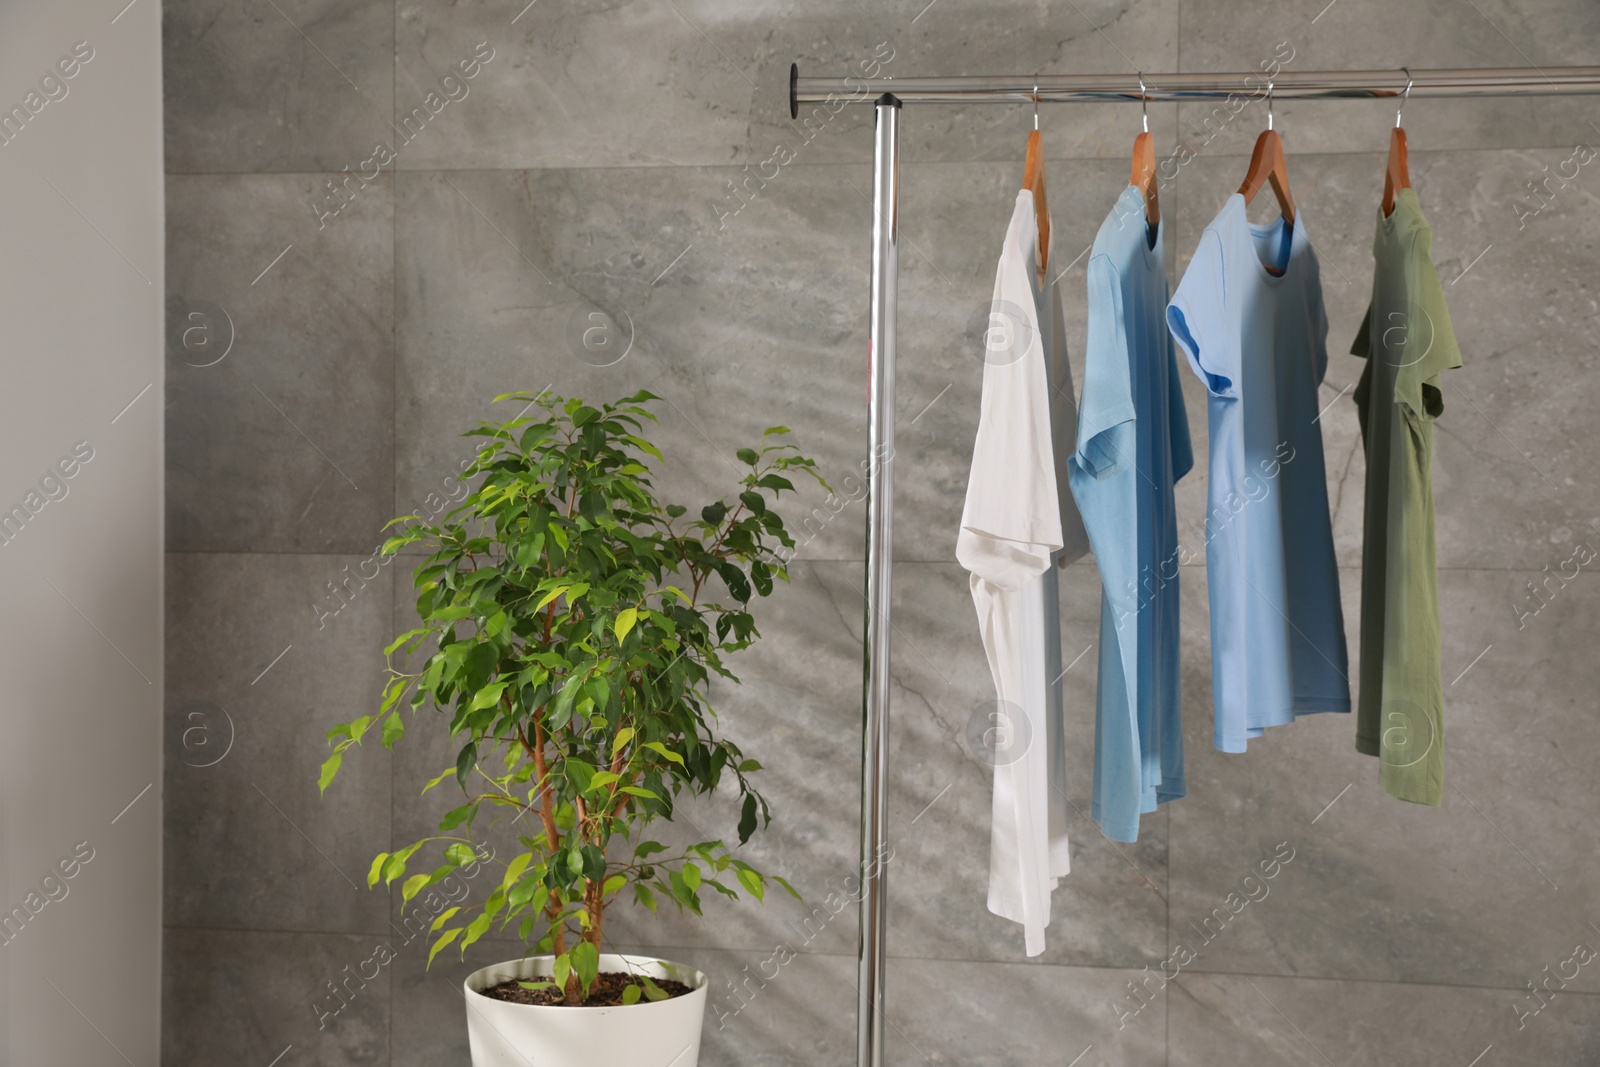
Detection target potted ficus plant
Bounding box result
[319,390,823,1066]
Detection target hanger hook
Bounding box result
[1396,66,1413,128]
[1138,72,1148,133]
[1266,78,1274,131]
[1033,80,1040,130]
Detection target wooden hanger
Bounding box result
[1023,84,1049,278]
[1130,74,1159,230]
[1237,79,1296,227]
[1382,69,1413,217]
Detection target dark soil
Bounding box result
[482,971,694,1007]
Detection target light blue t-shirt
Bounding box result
[1165,194,1350,753]
[1068,186,1194,843]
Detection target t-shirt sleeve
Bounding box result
[1166,229,1237,398]
[1070,254,1138,481]
[1397,225,1463,420]
[957,240,1064,592]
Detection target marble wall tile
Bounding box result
[165,551,393,933]
[164,0,397,174]
[1174,0,1600,159]
[392,0,1182,172]
[1169,971,1600,1067]
[1167,565,1600,991]
[879,956,1167,1067]
[390,935,522,1067]
[166,173,394,554]
[163,927,390,1066]
[393,164,875,564]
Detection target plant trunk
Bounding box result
[586,878,606,948]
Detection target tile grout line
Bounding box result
[388,3,397,1066]
[160,920,1600,999]
[160,137,1600,179]
[158,548,1600,575]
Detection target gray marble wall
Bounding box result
[161,1,1600,1064]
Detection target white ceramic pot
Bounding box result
[464,952,708,1067]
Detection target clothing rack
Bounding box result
[786,63,1600,1067]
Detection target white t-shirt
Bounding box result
[957,190,1089,957]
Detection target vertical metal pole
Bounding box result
[857,92,899,1067]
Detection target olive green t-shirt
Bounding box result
[1350,187,1462,806]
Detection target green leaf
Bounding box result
[366,852,389,889]
[318,752,343,795]
[621,427,663,454]
[739,490,766,515]
[550,672,586,726]
[444,842,479,867]
[439,804,473,832]
[384,628,428,656]
[533,585,569,613]
[621,983,642,1005]
[641,976,670,1001]
[508,876,545,910]
[381,846,417,887]
[460,911,492,950]
[642,741,684,766]
[736,866,765,900]
[580,844,607,882]
[430,905,460,932]
[565,758,597,794]
[738,792,758,844]
[570,941,600,992]
[428,928,461,966]
[611,726,635,758]
[381,711,405,749]
[501,852,532,892]
[701,501,728,525]
[736,447,760,465]
[401,872,431,904]
[551,953,572,993]
[614,607,638,642]
[455,742,477,788]
[483,610,509,639]
[634,882,658,912]
[681,861,702,891]
[468,681,509,712]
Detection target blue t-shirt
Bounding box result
[1068,186,1194,843]
[1166,195,1350,753]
